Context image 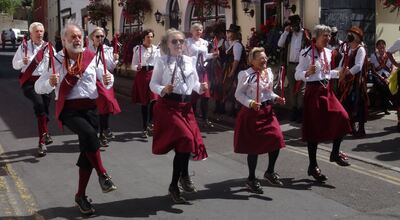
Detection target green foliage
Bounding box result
[0,0,21,14]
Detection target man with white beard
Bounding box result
[35,22,117,215]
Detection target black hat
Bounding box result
[227,24,241,33]
[288,15,301,24]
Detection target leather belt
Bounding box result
[163,93,191,102]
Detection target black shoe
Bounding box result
[179,176,197,193]
[146,124,154,136]
[330,154,351,166]
[103,128,115,139]
[75,195,95,215]
[99,173,117,193]
[168,185,186,204]
[204,120,214,128]
[264,172,283,186]
[141,130,149,138]
[37,143,47,157]
[245,179,264,194]
[99,133,109,147]
[383,110,390,115]
[43,133,53,145]
[308,167,328,182]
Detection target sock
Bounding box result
[141,105,148,130]
[85,150,107,175]
[247,154,258,180]
[307,142,318,168]
[266,149,280,174]
[76,167,93,197]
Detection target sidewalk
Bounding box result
[113,72,400,172]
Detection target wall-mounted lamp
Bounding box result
[241,0,254,18]
[283,0,297,13]
[154,10,165,26]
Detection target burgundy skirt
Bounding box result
[303,82,352,142]
[234,104,285,154]
[132,69,158,105]
[191,70,211,102]
[96,82,121,115]
[152,98,208,160]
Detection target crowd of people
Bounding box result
[10,16,400,215]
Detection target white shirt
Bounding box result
[150,55,202,96]
[34,49,113,100]
[387,38,400,54]
[337,44,366,75]
[226,40,243,61]
[278,30,304,63]
[88,43,118,72]
[235,67,278,107]
[131,44,160,71]
[295,47,339,82]
[185,37,213,63]
[12,40,53,76]
[370,52,392,78]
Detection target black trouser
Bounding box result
[60,108,100,168]
[21,82,51,117]
[141,101,155,130]
[192,97,209,120]
[99,113,109,133]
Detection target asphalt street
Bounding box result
[0,47,399,220]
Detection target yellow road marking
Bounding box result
[0,144,44,219]
[285,146,400,186]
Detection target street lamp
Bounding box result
[241,0,254,18]
[154,10,164,26]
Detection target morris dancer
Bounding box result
[131,29,160,138]
[295,25,351,182]
[88,27,121,146]
[337,26,368,137]
[150,29,208,204]
[185,23,218,128]
[234,47,286,194]
[35,22,117,215]
[12,22,53,157]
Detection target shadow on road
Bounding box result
[354,137,400,162]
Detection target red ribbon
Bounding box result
[48,42,56,75]
[22,36,27,57]
[113,34,119,54]
[280,65,286,98]
[256,71,260,103]
[100,44,107,76]
[138,45,142,65]
[213,36,218,50]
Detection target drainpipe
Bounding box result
[111,0,115,35]
[232,0,237,24]
[57,0,61,33]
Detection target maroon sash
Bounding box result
[19,42,48,86]
[55,49,95,127]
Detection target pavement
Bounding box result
[0,46,400,220]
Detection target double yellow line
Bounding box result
[285,146,400,186]
[0,144,44,219]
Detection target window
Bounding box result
[189,3,226,28]
[122,13,143,34]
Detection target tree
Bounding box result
[0,0,21,15]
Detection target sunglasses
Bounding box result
[171,39,185,45]
[95,35,104,39]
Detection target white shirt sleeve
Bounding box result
[131,45,140,71]
[235,70,252,107]
[95,66,114,89]
[387,39,400,54]
[295,49,309,81]
[34,66,55,95]
[191,56,202,94]
[12,44,25,70]
[370,53,379,68]
[233,43,243,61]
[105,46,117,71]
[149,58,166,96]
[277,31,289,48]
[349,47,366,75]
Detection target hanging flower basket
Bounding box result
[380,0,400,13]
[86,0,112,25]
[118,0,152,23]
